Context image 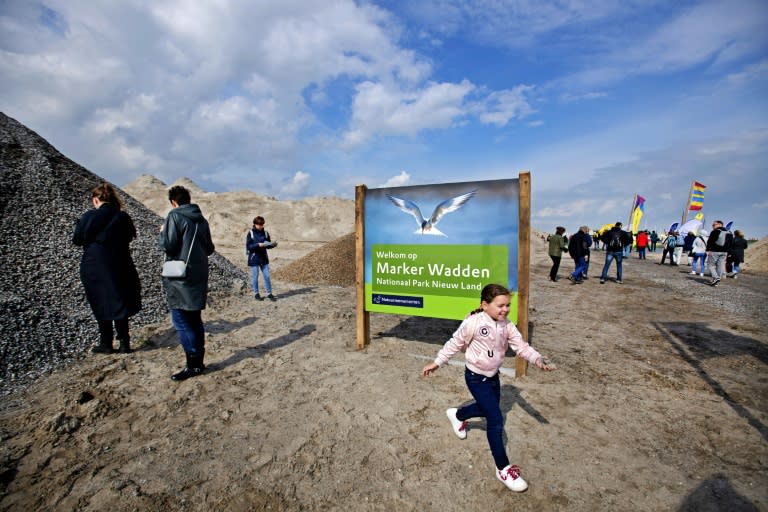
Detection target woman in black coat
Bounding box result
[73,183,141,353]
[728,230,748,278]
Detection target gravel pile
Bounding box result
[0,113,247,396]
[272,232,356,286]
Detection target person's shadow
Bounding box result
[269,287,316,300]
[373,316,461,344]
[677,473,758,511]
[453,383,549,439]
[205,324,316,372]
[138,315,262,351]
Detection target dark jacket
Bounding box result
[729,237,748,264]
[246,228,273,266]
[73,204,141,321]
[600,227,630,252]
[683,232,696,252]
[568,230,592,260]
[159,204,215,310]
[705,227,734,253]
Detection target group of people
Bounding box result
[73,183,279,381]
[547,221,748,288]
[658,221,747,286]
[547,222,633,284]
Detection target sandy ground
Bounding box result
[1,231,766,511]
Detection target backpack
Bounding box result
[607,230,622,251]
[714,229,728,249]
[245,229,270,256]
[666,236,676,249]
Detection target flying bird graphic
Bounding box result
[385,190,477,236]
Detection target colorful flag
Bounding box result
[630,195,645,234]
[689,181,705,211]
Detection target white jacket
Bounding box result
[692,235,707,254]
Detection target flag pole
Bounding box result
[681,181,693,226]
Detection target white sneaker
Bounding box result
[496,464,528,492]
[689,271,696,274]
[445,408,467,439]
[699,273,704,277]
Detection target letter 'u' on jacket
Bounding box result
[159,203,215,310]
[434,311,542,377]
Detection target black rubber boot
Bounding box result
[93,322,115,353]
[171,353,204,381]
[118,337,132,354]
[91,343,115,354]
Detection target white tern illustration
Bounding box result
[385,190,477,236]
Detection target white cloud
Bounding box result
[281,171,311,196]
[477,85,534,127]
[379,171,411,188]
[84,94,158,135]
[342,79,475,147]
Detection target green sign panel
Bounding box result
[367,244,512,320]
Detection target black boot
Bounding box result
[91,337,114,354]
[93,322,115,353]
[171,353,204,381]
[91,343,114,354]
[116,320,131,353]
[118,337,132,354]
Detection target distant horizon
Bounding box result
[122,172,766,240]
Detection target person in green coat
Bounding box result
[547,226,568,281]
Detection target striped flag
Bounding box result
[630,195,645,234]
[689,181,705,211]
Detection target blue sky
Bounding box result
[1,0,767,237]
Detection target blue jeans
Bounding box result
[457,368,509,470]
[251,264,272,295]
[637,247,646,259]
[571,256,587,281]
[600,251,623,281]
[170,309,205,355]
[692,253,706,274]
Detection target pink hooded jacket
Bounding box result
[434,311,542,377]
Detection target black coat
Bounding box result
[159,204,215,310]
[73,204,141,321]
[729,237,748,264]
[568,231,592,259]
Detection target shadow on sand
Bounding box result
[653,321,767,442]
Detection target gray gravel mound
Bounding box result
[0,113,246,396]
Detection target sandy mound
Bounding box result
[124,175,355,273]
[745,237,768,274]
[272,232,356,286]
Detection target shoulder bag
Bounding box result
[162,224,198,278]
